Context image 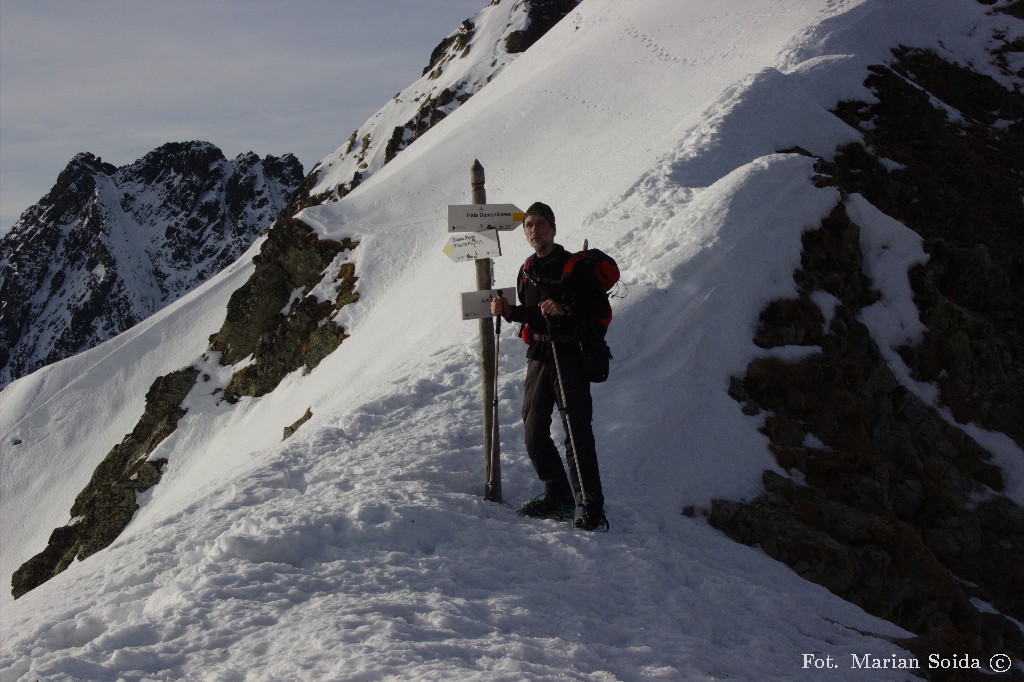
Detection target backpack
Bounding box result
[567,247,621,292]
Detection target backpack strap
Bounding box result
[517,254,534,304]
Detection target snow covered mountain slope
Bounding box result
[0,142,303,388]
[2,0,1023,679]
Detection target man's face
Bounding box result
[524,214,555,255]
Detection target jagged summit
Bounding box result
[0,141,303,388]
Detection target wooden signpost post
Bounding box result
[445,160,523,503]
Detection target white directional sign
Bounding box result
[448,204,525,233]
[461,287,515,320]
[443,231,502,262]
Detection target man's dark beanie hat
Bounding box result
[525,201,556,228]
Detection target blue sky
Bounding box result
[0,0,485,236]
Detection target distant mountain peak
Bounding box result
[0,142,303,388]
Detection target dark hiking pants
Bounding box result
[522,348,604,510]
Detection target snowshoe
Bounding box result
[572,507,609,532]
[517,497,575,521]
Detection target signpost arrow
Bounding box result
[447,203,525,233]
[443,231,502,262]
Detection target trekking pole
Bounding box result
[546,314,589,508]
[486,291,503,502]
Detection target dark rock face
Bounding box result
[711,35,1024,673]
[829,47,1024,450]
[717,205,1023,662]
[0,141,304,388]
[11,367,199,599]
[504,0,578,53]
[423,19,476,79]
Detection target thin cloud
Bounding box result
[0,0,482,234]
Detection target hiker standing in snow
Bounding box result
[490,202,609,531]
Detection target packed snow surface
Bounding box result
[2,0,1023,679]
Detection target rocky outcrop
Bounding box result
[423,19,476,80]
[11,367,199,598]
[283,408,314,440]
[716,204,1023,667]
[209,217,359,403]
[383,82,475,165]
[0,142,303,388]
[379,0,580,168]
[710,35,1024,676]
[504,0,578,53]
[389,0,578,164]
[829,47,1024,450]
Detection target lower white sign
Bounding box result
[461,287,515,320]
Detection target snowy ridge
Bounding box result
[309,0,541,201]
[2,0,1023,679]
